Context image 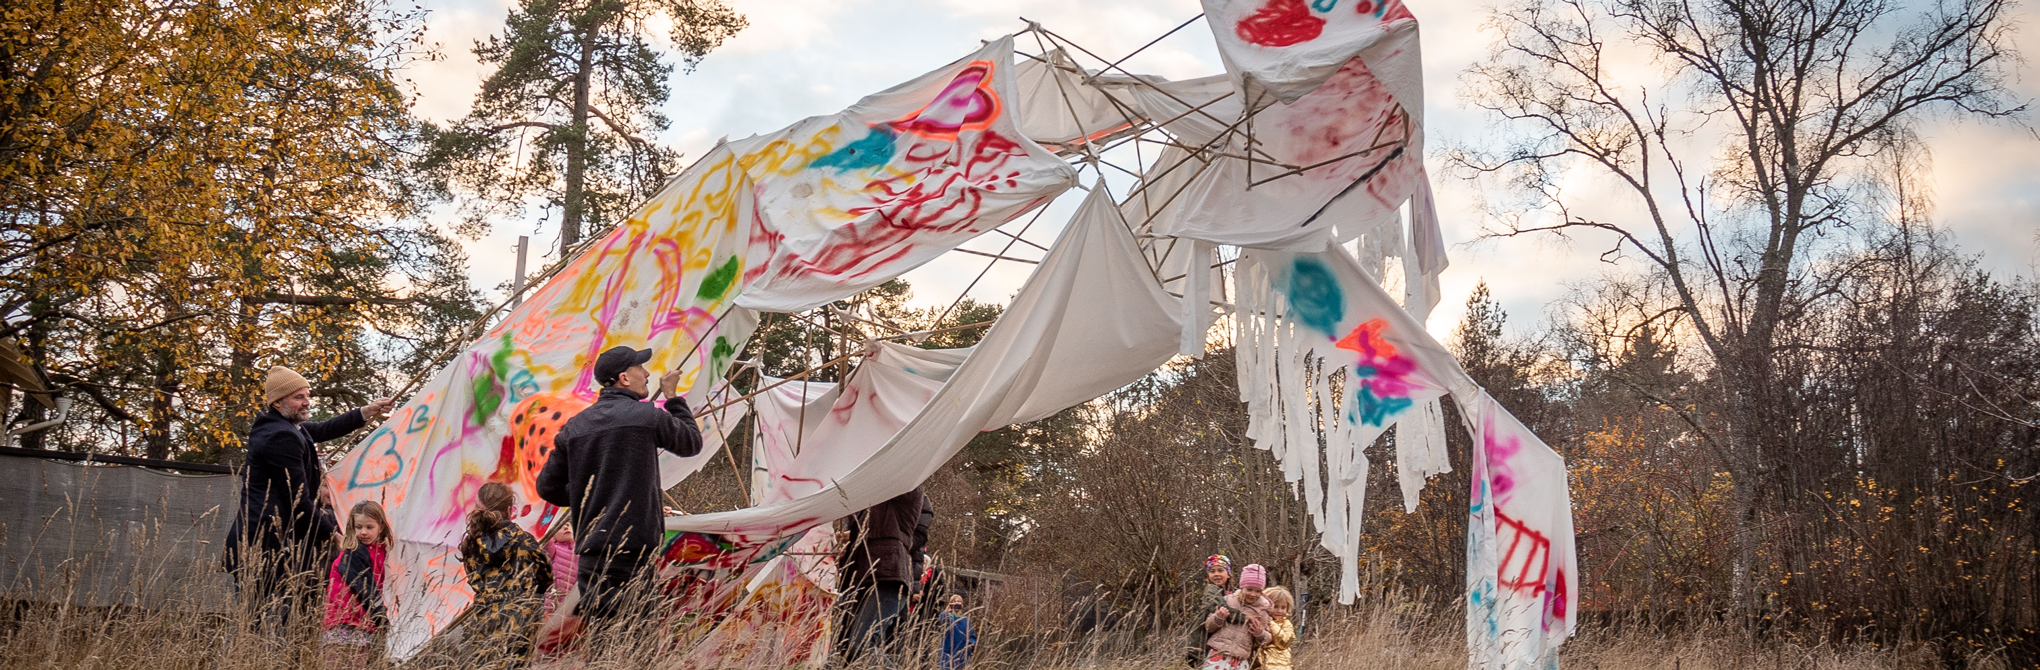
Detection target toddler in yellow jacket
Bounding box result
[1258,586,1297,670]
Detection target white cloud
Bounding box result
[704,0,849,54]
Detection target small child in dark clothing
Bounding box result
[1185,554,1237,667]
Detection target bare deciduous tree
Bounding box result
[1454,0,2023,616]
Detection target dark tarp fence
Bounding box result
[0,454,238,612]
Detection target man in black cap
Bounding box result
[536,345,703,625]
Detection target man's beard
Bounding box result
[282,404,311,423]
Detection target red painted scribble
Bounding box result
[1271,57,1417,211]
[1545,568,1569,626]
[644,237,691,337]
[492,436,519,482]
[759,130,1038,283]
[664,532,739,565]
[568,228,652,396]
[1496,510,1551,594]
[744,194,782,281]
[828,378,869,423]
[891,62,1000,139]
[1236,0,1326,47]
[778,474,825,488]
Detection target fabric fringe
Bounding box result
[1229,240,1461,603]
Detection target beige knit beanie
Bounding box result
[264,366,310,408]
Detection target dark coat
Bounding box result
[912,496,933,583]
[335,543,388,627]
[225,407,362,573]
[840,487,924,587]
[535,386,701,557]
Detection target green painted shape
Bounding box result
[696,256,741,302]
[710,336,735,371]
[470,334,515,422]
[470,363,501,423]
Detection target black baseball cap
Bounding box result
[594,346,653,386]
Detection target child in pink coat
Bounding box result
[543,521,578,616]
[323,501,392,668]
[1201,563,1272,670]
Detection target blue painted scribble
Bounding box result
[1355,385,1413,426]
[810,126,897,171]
[346,427,405,489]
[1287,258,1346,335]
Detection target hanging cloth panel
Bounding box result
[1110,75,1233,236]
[1134,56,1427,251]
[734,37,1079,312]
[667,183,1182,540]
[1466,391,1579,669]
[1239,241,1474,603]
[660,388,751,489]
[1201,0,1420,105]
[750,343,970,506]
[1159,237,1220,357]
[332,149,765,553]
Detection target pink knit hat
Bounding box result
[1240,563,1266,590]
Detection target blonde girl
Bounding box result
[322,501,392,667]
[1259,586,1297,670]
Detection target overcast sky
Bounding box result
[401,0,2040,339]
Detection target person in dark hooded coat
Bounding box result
[224,365,391,627]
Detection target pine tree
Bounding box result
[421,0,745,252]
[1450,281,1546,418]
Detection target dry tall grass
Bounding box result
[0,509,2009,669]
[1,564,2012,670]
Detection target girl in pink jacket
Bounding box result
[543,521,578,616]
[323,501,392,668]
[1201,563,1272,670]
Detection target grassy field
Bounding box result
[0,581,2010,670]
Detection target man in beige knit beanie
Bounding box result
[225,366,394,628]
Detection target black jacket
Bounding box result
[225,407,362,571]
[337,544,387,625]
[535,387,702,556]
[839,487,925,587]
[911,496,933,585]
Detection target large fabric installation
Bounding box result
[330,36,1074,657]
[566,182,1182,662]
[325,8,1581,667]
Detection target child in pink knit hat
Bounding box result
[1200,563,1271,670]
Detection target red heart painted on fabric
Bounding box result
[1236,0,1326,47]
